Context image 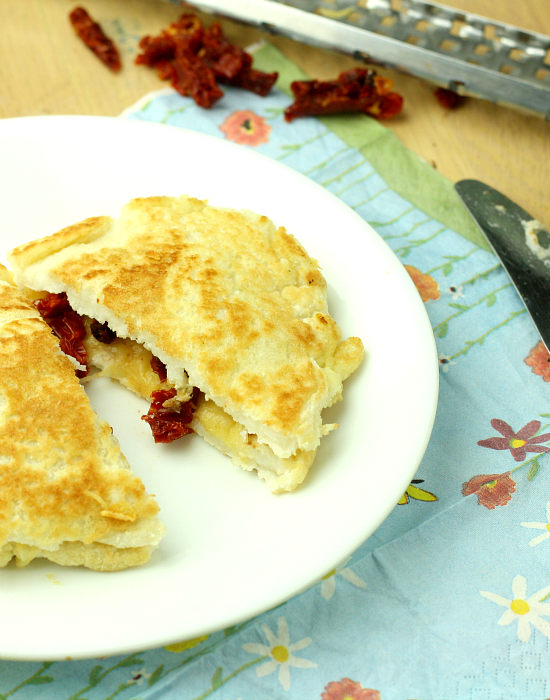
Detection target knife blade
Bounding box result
[455,179,550,353]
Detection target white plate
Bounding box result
[0,115,438,661]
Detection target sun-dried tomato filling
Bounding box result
[35,292,89,377]
[36,292,198,444]
[90,319,117,344]
[141,388,199,443]
[150,356,168,382]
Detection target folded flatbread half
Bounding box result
[8,195,364,493]
[0,267,165,571]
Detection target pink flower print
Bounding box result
[461,472,516,509]
[404,265,440,302]
[220,110,271,146]
[478,419,550,462]
[321,678,381,700]
[525,341,550,381]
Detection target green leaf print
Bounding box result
[148,664,164,686]
[27,676,54,685]
[88,665,103,686]
[118,657,144,667]
[437,322,448,338]
[211,667,223,689]
[486,293,497,307]
[527,459,541,481]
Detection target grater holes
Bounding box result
[544,48,550,66]
[508,48,526,62]
[440,39,459,52]
[381,15,397,28]
[450,19,468,37]
[499,64,516,75]
[390,0,402,10]
[535,67,550,81]
[415,19,430,32]
[484,25,500,42]
[474,43,491,56]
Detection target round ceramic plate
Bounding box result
[0,115,438,661]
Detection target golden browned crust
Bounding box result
[9,216,113,271]
[0,281,164,570]
[8,196,364,461]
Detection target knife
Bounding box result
[455,179,550,353]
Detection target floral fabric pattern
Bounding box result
[219,109,271,146]
[462,471,517,509]
[404,265,440,302]
[480,575,550,643]
[242,617,317,690]
[521,501,550,547]
[477,419,550,462]
[524,340,550,381]
[321,678,381,699]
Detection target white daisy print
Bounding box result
[438,354,456,373]
[320,557,367,600]
[128,668,151,685]
[242,617,317,690]
[447,284,464,300]
[480,574,550,642]
[521,502,550,547]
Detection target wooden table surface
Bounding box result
[1,0,549,228]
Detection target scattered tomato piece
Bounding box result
[69,7,121,72]
[284,68,403,121]
[135,14,277,108]
[434,87,465,109]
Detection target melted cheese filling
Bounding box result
[81,319,166,397]
[79,321,308,481]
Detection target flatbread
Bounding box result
[0,276,165,571]
[8,195,364,491]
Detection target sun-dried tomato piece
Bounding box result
[69,7,121,72]
[135,13,278,108]
[171,40,223,108]
[434,87,465,109]
[49,312,88,371]
[35,292,89,376]
[369,91,404,119]
[90,319,116,344]
[200,23,248,79]
[34,292,72,320]
[284,68,403,122]
[135,34,177,67]
[224,66,279,97]
[150,356,167,382]
[142,388,198,443]
[200,23,278,95]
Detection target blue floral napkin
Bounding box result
[2,44,550,700]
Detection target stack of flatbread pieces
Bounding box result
[3,194,364,571]
[0,267,165,571]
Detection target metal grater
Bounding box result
[165,0,550,118]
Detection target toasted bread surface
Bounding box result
[0,280,164,570]
[9,196,364,460]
